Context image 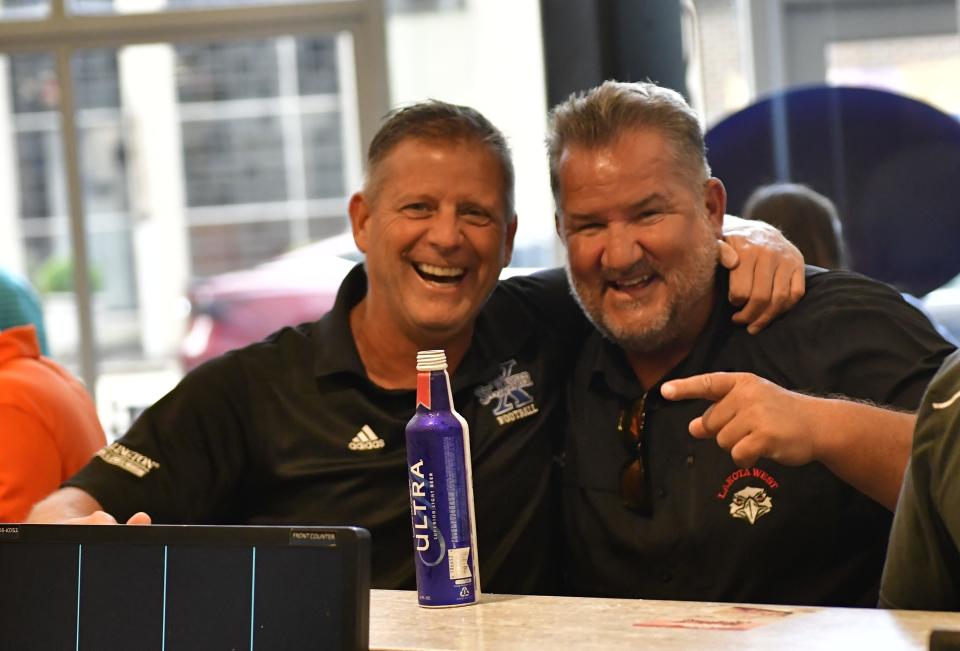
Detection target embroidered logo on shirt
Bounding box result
[96,442,160,478]
[348,425,385,451]
[716,467,778,525]
[474,359,539,425]
[729,486,773,525]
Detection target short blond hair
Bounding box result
[546,80,710,200]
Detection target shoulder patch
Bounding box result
[96,442,160,478]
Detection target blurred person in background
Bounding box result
[0,266,49,355]
[743,183,957,345]
[0,320,106,522]
[743,183,847,270]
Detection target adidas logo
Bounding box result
[348,425,385,451]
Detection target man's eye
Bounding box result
[459,203,494,224]
[573,222,602,233]
[462,209,492,226]
[402,203,431,216]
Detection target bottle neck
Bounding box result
[416,369,452,412]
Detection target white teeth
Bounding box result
[618,274,652,287]
[416,263,465,278]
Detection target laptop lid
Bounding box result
[0,524,370,651]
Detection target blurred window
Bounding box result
[182,117,289,207]
[0,0,386,437]
[0,0,48,19]
[385,0,463,13]
[0,0,550,437]
[827,33,960,117]
[70,0,324,14]
[176,40,280,102]
[689,0,959,126]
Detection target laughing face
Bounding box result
[556,128,724,355]
[350,137,516,345]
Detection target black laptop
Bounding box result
[0,524,370,650]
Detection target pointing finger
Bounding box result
[662,372,746,402]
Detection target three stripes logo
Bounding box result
[348,425,386,451]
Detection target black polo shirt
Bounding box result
[67,264,588,594]
[563,267,954,606]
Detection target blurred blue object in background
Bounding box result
[706,85,960,297]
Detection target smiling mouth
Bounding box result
[610,272,657,291]
[414,262,466,285]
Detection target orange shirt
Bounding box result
[0,325,106,521]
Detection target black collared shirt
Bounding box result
[563,267,955,606]
[67,264,589,594]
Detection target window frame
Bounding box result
[0,0,389,392]
[740,0,958,96]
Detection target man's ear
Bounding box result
[348,192,371,253]
[503,214,519,267]
[704,178,727,236]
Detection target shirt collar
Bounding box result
[311,264,539,389]
[311,263,370,379]
[588,266,736,402]
[0,324,41,365]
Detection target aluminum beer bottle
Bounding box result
[405,349,480,607]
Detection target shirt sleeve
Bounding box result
[880,352,960,609]
[0,406,62,522]
[771,270,956,409]
[63,352,252,524]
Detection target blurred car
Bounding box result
[179,231,545,371]
[179,234,359,371]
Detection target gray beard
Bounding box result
[565,237,718,355]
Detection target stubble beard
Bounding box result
[566,230,719,355]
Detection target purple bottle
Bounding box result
[405,349,480,607]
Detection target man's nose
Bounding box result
[426,206,464,250]
[600,223,643,270]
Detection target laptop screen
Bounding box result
[0,524,369,650]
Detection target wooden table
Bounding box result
[370,590,960,650]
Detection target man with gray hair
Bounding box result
[551,81,953,606]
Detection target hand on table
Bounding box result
[62,510,153,525]
[661,372,819,468]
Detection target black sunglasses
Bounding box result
[618,395,648,511]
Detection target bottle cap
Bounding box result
[416,350,448,371]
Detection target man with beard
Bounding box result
[551,81,954,606]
